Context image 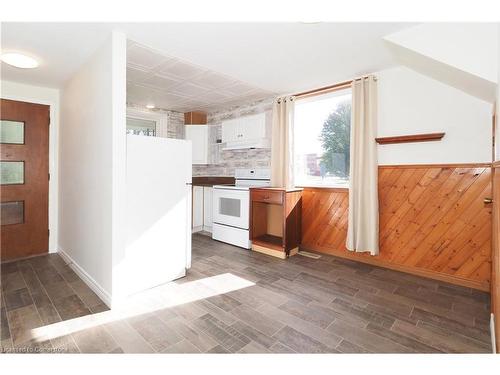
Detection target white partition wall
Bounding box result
[112,135,192,300]
[59,32,127,306]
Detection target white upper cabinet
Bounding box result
[221,112,270,149]
[221,119,238,143]
[185,125,209,164]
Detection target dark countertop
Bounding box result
[250,187,304,193]
[192,176,235,187]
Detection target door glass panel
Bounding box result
[0,161,24,184]
[0,120,24,144]
[1,201,24,225]
[219,197,241,217]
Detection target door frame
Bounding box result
[1,88,59,254]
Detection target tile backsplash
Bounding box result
[192,97,274,177]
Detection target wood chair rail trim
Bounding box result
[376,132,445,145]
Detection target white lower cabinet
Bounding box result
[192,186,204,232]
[192,186,213,233]
[203,187,213,232]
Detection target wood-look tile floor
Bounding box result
[0,233,492,353]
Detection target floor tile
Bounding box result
[4,288,33,311]
[53,295,91,321]
[44,281,75,301]
[0,235,492,354]
[192,313,250,352]
[103,320,154,353]
[72,326,120,353]
[231,320,277,348]
[273,326,335,353]
[163,317,219,352]
[128,314,183,352]
[162,339,201,353]
[230,304,284,336]
[1,272,27,292]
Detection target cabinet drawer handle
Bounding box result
[263,195,270,199]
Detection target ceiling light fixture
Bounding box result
[0,52,39,69]
[146,104,155,109]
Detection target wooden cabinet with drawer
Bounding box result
[249,187,303,259]
[251,189,283,205]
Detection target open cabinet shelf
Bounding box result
[252,234,283,251]
[249,188,303,259]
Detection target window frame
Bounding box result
[293,87,352,189]
[126,108,168,137]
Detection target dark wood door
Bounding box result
[1,99,49,261]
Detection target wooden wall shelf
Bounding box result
[375,132,445,145]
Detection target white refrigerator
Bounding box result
[123,134,192,297]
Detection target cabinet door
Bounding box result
[245,113,266,141]
[222,119,239,143]
[185,125,208,164]
[221,120,232,143]
[203,187,213,231]
[236,117,248,141]
[239,113,266,142]
[192,186,204,231]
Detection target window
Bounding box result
[126,117,156,136]
[0,161,24,185]
[0,120,24,144]
[294,88,351,187]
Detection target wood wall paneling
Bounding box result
[301,164,492,291]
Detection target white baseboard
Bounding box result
[491,313,497,353]
[58,247,112,308]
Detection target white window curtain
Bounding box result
[270,96,295,188]
[346,76,379,255]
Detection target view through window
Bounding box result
[126,117,156,136]
[294,88,352,187]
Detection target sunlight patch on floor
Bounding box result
[29,273,254,342]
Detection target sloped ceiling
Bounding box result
[384,23,498,102]
[1,22,412,94]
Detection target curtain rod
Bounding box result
[293,75,377,99]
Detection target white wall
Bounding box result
[385,23,498,84]
[377,66,493,165]
[0,80,60,253]
[59,32,126,305]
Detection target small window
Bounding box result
[126,117,156,136]
[0,161,24,185]
[294,89,351,188]
[0,120,24,144]
[1,201,24,225]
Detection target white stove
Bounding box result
[213,168,271,190]
[212,169,270,248]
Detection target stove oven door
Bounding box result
[212,188,250,229]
